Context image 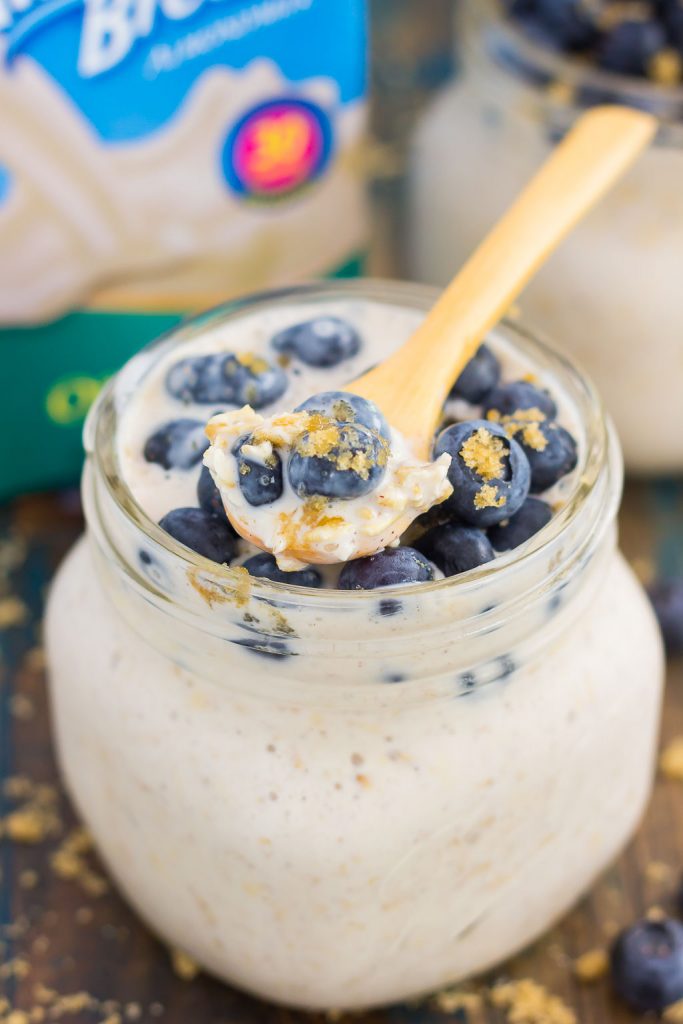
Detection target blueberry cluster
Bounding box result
[144,317,386,581]
[144,321,578,595]
[507,0,683,82]
[325,345,577,592]
[166,351,287,408]
[611,916,683,1011]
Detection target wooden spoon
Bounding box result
[215,106,656,566]
[350,105,656,458]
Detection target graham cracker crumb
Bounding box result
[0,596,28,629]
[235,351,269,375]
[2,808,56,844]
[433,988,484,1013]
[646,860,673,884]
[9,694,35,721]
[170,948,200,981]
[51,827,109,897]
[460,427,506,481]
[23,647,46,672]
[19,870,39,890]
[490,979,576,1024]
[660,738,683,780]
[0,958,30,980]
[474,484,505,510]
[649,47,682,85]
[5,1012,30,1024]
[573,948,608,983]
[664,999,683,1022]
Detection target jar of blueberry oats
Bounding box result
[46,281,664,1010]
[409,0,683,473]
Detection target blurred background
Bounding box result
[1,0,683,1020]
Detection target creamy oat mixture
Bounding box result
[117,298,580,583]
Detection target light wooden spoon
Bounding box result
[217,106,656,565]
[350,105,656,458]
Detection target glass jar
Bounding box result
[45,281,664,1011]
[408,0,683,474]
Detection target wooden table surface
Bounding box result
[0,482,682,1024]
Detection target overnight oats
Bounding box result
[45,280,664,1010]
[409,0,683,473]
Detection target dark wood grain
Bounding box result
[1,483,682,1024]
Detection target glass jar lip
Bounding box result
[470,0,683,118]
[88,278,615,611]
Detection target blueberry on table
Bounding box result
[295,391,390,441]
[433,419,531,527]
[197,463,226,519]
[415,522,495,577]
[483,380,558,422]
[488,496,552,550]
[647,577,683,655]
[165,352,287,408]
[158,507,237,564]
[144,419,208,470]
[338,547,434,590]
[599,18,668,77]
[610,918,683,1011]
[233,434,284,507]
[288,422,388,499]
[271,316,361,367]
[449,343,501,404]
[243,552,322,588]
[516,421,578,492]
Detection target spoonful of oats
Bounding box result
[205,107,655,569]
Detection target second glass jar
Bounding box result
[409,0,683,474]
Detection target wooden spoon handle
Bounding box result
[350,106,657,456]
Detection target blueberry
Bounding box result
[647,577,683,654]
[483,380,557,421]
[288,423,387,500]
[243,552,322,588]
[449,344,501,404]
[271,317,361,367]
[518,421,578,492]
[197,463,225,518]
[610,918,683,1011]
[144,419,208,470]
[295,391,390,441]
[338,547,434,590]
[415,522,495,577]
[222,353,288,408]
[158,507,236,564]
[599,18,668,76]
[165,352,287,408]
[233,434,283,507]
[433,419,531,527]
[488,496,552,550]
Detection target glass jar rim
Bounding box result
[467,0,683,120]
[85,278,618,618]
